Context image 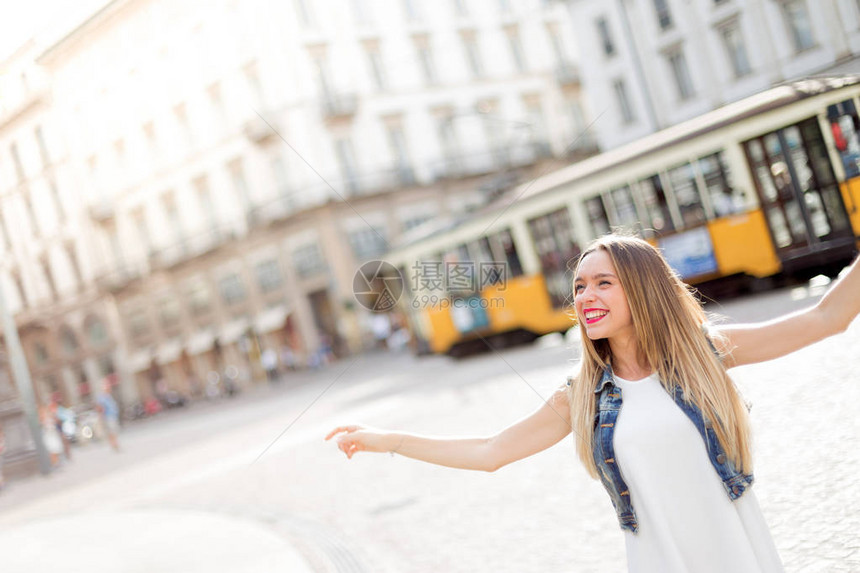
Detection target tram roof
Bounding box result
[515,75,860,203]
[393,75,860,252]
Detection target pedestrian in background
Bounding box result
[40,406,63,468]
[96,380,121,452]
[327,235,860,573]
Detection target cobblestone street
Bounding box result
[0,284,858,572]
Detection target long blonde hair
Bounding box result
[568,235,753,478]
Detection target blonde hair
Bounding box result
[568,235,753,478]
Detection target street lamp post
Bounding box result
[0,283,52,474]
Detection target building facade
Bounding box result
[568,0,860,150]
[1,0,596,411]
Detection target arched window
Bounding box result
[60,327,79,355]
[86,316,109,347]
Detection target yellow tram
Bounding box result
[387,77,860,356]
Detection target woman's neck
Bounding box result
[608,335,651,380]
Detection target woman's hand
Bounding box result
[325,424,395,459]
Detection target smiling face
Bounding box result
[573,249,635,342]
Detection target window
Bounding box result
[158,297,182,329]
[142,121,157,160]
[348,227,388,260]
[437,115,460,172]
[60,327,78,355]
[613,79,635,124]
[596,18,615,57]
[10,142,25,182]
[207,83,227,126]
[415,38,438,85]
[256,259,284,293]
[781,0,815,52]
[41,259,57,300]
[271,155,291,199]
[494,229,523,277]
[13,272,27,308]
[452,0,468,16]
[244,63,265,107]
[387,124,414,184]
[366,48,387,90]
[653,0,672,30]
[87,318,108,347]
[128,310,150,339]
[667,49,695,100]
[132,208,153,254]
[609,185,640,231]
[219,273,247,305]
[294,0,315,27]
[667,162,706,227]
[461,33,484,78]
[351,0,374,25]
[506,28,527,73]
[50,178,65,222]
[335,138,359,194]
[528,208,581,308]
[585,195,611,236]
[403,0,422,21]
[720,21,751,78]
[228,158,251,209]
[638,175,675,234]
[162,193,183,241]
[34,343,49,365]
[66,243,82,285]
[187,283,212,316]
[293,243,327,277]
[35,126,50,166]
[827,99,860,178]
[546,25,566,65]
[23,194,39,235]
[174,103,193,147]
[698,152,744,216]
[193,176,218,229]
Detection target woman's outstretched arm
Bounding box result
[325,384,572,472]
[716,254,860,368]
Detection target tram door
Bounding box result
[743,118,854,268]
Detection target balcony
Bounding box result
[243,114,280,145]
[321,92,358,120]
[555,62,581,86]
[88,201,116,223]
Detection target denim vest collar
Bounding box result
[591,364,754,533]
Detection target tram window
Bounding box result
[443,243,476,294]
[827,99,860,178]
[493,229,523,278]
[746,139,779,202]
[585,195,611,236]
[802,120,837,186]
[528,208,581,308]
[610,185,640,231]
[667,162,707,227]
[639,175,674,234]
[699,152,744,217]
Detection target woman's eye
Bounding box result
[599,280,611,286]
[574,284,584,293]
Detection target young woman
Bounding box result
[326,235,860,572]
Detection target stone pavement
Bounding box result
[0,509,314,573]
[0,284,857,572]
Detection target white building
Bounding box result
[0,0,596,410]
[567,0,860,150]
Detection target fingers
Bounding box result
[324,424,361,441]
[324,426,351,440]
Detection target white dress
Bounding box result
[612,373,784,573]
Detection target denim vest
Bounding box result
[588,366,755,533]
